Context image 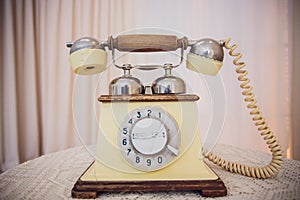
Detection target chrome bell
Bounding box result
[152,64,186,94]
[109,64,145,95]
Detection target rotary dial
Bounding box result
[117,106,180,171]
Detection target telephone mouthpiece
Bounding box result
[68,37,107,75]
[187,38,224,76]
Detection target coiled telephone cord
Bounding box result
[205,38,284,179]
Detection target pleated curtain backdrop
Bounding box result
[0,0,298,171]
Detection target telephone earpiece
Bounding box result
[187,39,224,76]
[68,37,107,75]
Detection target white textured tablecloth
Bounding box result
[0,144,299,200]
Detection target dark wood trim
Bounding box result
[71,162,227,198]
[98,94,200,103]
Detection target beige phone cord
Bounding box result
[205,38,284,179]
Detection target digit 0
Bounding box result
[158,156,163,164]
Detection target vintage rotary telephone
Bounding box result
[67,34,283,198]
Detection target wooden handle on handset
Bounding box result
[108,34,188,52]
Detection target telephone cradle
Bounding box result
[67,34,284,198]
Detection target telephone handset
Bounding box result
[68,34,283,197]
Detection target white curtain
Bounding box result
[0,0,298,171]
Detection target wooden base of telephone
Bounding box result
[71,161,227,198]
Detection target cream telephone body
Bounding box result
[67,34,283,198]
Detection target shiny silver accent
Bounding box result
[172,40,185,68]
[187,39,199,46]
[134,64,163,71]
[69,37,104,54]
[218,39,226,47]
[167,145,179,156]
[66,41,73,48]
[109,64,145,95]
[144,86,153,94]
[110,36,124,69]
[152,64,186,94]
[189,38,224,62]
[100,40,108,48]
